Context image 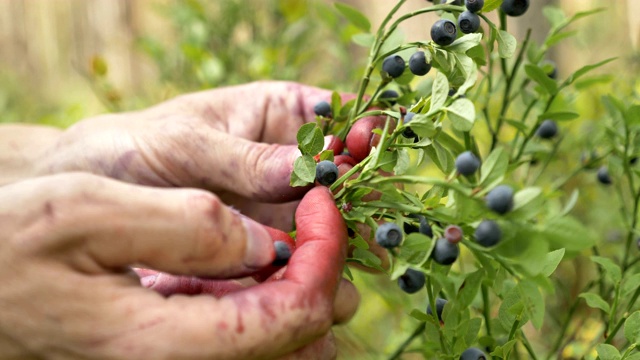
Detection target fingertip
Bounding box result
[333,279,360,324]
[344,117,390,162]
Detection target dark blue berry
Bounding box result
[501,0,529,17]
[474,220,502,247]
[379,89,399,106]
[465,0,484,13]
[455,151,481,176]
[405,214,433,237]
[460,347,487,360]
[458,11,480,34]
[486,185,514,214]
[313,101,332,117]
[597,166,612,185]
[398,268,426,294]
[432,238,459,265]
[376,222,403,248]
[409,51,432,76]
[536,120,558,139]
[426,298,448,321]
[444,225,463,244]
[272,241,291,266]
[431,19,458,46]
[402,112,417,139]
[382,55,406,78]
[315,160,339,186]
[420,217,433,237]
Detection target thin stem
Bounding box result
[387,323,426,360]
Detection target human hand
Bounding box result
[0,173,357,359]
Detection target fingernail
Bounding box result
[241,216,275,268]
[323,135,335,151]
[140,275,157,288]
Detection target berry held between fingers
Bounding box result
[432,237,459,265]
[431,19,458,46]
[486,185,514,214]
[474,220,502,247]
[455,151,481,176]
[458,11,480,34]
[465,0,484,13]
[376,222,403,248]
[313,101,332,117]
[501,0,530,17]
[398,268,426,294]
[426,298,448,321]
[382,55,406,78]
[536,120,558,139]
[460,347,488,360]
[315,160,339,186]
[272,241,292,266]
[409,51,432,76]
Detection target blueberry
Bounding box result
[448,88,457,97]
[382,55,406,78]
[315,160,339,186]
[465,0,484,13]
[432,237,459,265]
[444,225,463,244]
[431,19,458,47]
[379,89,399,106]
[376,222,403,248]
[272,241,291,266]
[501,0,529,17]
[409,51,432,76]
[426,298,448,321]
[536,120,558,139]
[458,11,480,34]
[402,112,417,139]
[486,185,514,215]
[313,101,332,117]
[455,151,481,176]
[597,166,612,185]
[404,215,433,237]
[474,220,502,247]
[631,156,638,165]
[398,268,426,294]
[420,217,434,237]
[460,347,487,360]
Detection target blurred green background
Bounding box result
[1,0,639,358]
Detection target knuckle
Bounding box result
[183,191,227,261]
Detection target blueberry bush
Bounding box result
[288,0,640,358]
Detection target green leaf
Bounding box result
[565,57,616,86]
[541,249,565,277]
[448,33,483,54]
[464,318,483,347]
[538,111,580,122]
[480,147,509,187]
[596,344,622,360]
[560,189,579,216]
[317,149,334,162]
[394,148,410,175]
[542,216,597,252]
[625,311,640,344]
[398,233,433,265]
[507,187,543,221]
[498,286,528,332]
[352,33,374,47]
[457,270,484,308]
[296,123,324,155]
[331,91,342,118]
[406,113,436,138]
[291,155,316,186]
[543,6,566,29]
[428,72,449,116]
[482,0,504,13]
[591,256,622,283]
[409,309,430,322]
[525,64,558,95]
[334,2,371,32]
[446,98,476,131]
[625,105,640,127]
[518,280,545,329]
[351,248,384,271]
[496,30,516,58]
[623,273,640,297]
[579,292,611,313]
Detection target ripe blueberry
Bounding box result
[536,120,558,139]
[382,55,406,78]
[455,151,481,176]
[409,51,432,76]
[398,268,426,294]
[444,225,463,244]
[458,11,480,34]
[315,160,339,186]
[431,19,458,47]
[420,217,434,237]
[402,112,417,139]
[313,101,332,117]
[465,0,484,13]
[432,237,459,265]
[501,0,529,17]
[376,222,403,248]
[474,220,502,247]
[404,215,433,237]
[379,89,399,106]
[460,347,487,360]
[426,297,448,321]
[597,166,612,185]
[486,185,514,214]
[272,241,291,266]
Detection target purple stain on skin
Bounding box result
[108,150,137,179]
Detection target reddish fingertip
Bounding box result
[345,117,390,162]
[327,136,344,156]
[334,154,357,167]
[252,226,296,282]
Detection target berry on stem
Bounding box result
[402,112,417,139]
[465,0,484,13]
[426,298,448,321]
[409,51,432,76]
[501,0,529,17]
[431,19,458,46]
[432,237,459,265]
[376,222,403,248]
[444,225,463,244]
[597,166,612,185]
[486,185,514,214]
[379,89,399,106]
[460,347,488,360]
[398,268,426,294]
[536,120,558,139]
[313,101,332,117]
[272,241,292,266]
[315,160,339,186]
[458,11,480,34]
[474,220,502,247]
[382,55,406,78]
[455,151,481,176]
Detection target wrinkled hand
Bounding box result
[0,173,357,359]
